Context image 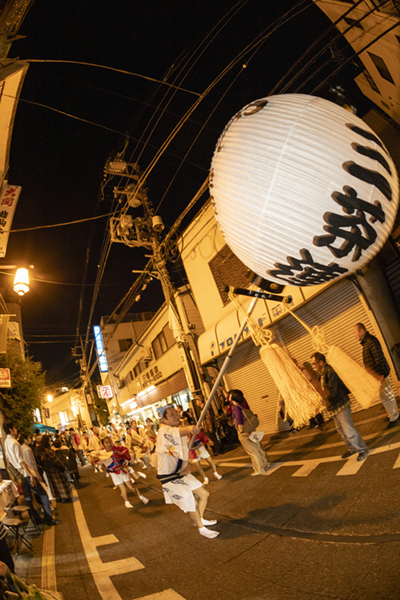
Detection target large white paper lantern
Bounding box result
[210,94,399,287]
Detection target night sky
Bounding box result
[3,0,373,386]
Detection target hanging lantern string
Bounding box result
[228,290,323,428]
[228,291,272,347]
[282,299,330,355]
[281,300,380,410]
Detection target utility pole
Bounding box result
[73,338,100,426]
[106,159,205,398]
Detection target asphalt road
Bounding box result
[13,402,400,600]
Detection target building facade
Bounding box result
[42,388,91,431]
[95,312,154,416]
[179,199,400,435]
[313,0,400,126]
[102,288,205,425]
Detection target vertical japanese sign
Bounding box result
[93,325,108,372]
[0,368,11,388]
[0,185,21,258]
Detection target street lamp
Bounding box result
[13,268,29,296]
[0,264,32,296]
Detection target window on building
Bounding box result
[163,324,175,349]
[209,244,250,305]
[343,17,363,29]
[363,69,380,94]
[126,371,133,383]
[367,52,395,84]
[118,338,133,352]
[152,331,168,359]
[133,362,142,378]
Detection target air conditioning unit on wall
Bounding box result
[141,347,153,362]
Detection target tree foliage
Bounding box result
[0,350,46,433]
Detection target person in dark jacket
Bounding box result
[354,323,399,427]
[310,352,369,462]
[53,439,80,487]
[38,436,72,503]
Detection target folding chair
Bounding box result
[3,516,33,554]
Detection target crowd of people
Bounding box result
[0,323,397,559]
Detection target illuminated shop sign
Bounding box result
[94,326,108,373]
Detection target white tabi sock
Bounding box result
[201,518,217,526]
[198,526,219,539]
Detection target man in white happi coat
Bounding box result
[156,405,219,539]
[88,426,104,473]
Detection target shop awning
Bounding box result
[139,369,188,408]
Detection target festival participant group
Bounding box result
[1,321,398,572]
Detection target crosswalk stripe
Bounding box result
[336,454,366,475]
[134,591,186,600]
[292,461,320,477]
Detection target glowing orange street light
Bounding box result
[13,268,29,296]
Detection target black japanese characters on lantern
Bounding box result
[266,124,394,286]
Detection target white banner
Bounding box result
[0,185,21,258]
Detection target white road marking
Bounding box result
[264,463,283,475]
[215,462,252,468]
[292,461,320,477]
[72,489,187,600]
[72,489,143,599]
[336,454,366,476]
[215,441,400,477]
[134,591,186,600]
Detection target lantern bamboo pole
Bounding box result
[187,294,260,452]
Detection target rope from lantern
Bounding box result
[283,302,381,409]
[228,292,323,429]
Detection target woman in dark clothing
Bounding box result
[38,436,72,502]
[53,439,80,487]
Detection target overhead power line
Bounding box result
[9,212,114,233]
[23,59,201,96]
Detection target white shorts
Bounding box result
[109,471,132,486]
[190,445,210,463]
[162,473,203,513]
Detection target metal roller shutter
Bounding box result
[223,279,393,434]
[278,279,391,414]
[223,340,280,435]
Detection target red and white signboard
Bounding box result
[130,398,138,410]
[0,368,11,388]
[0,185,21,258]
[97,385,113,399]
